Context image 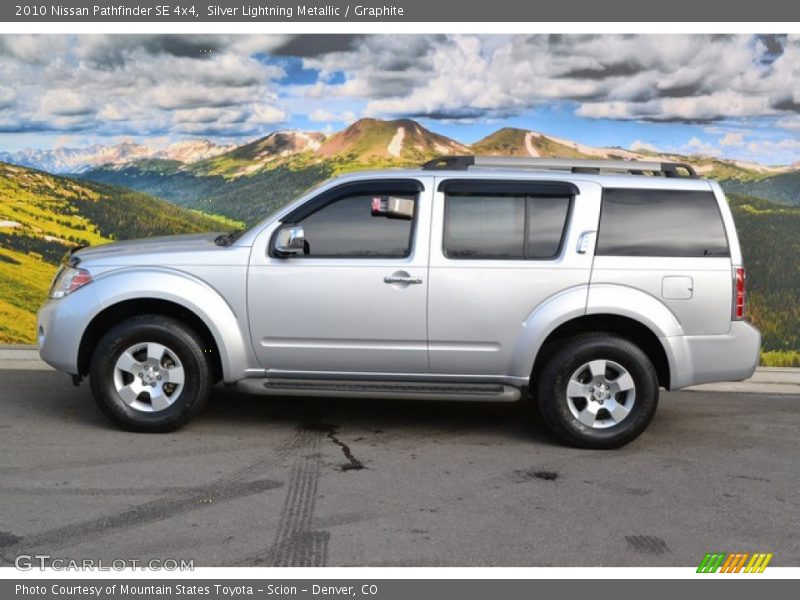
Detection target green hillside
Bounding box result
[721,172,800,206]
[82,161,332,225]
[727,193,800,353]
[189,131,326,179]
[472,128,589,158]
[0,161,240,344]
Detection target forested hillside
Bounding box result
[82,161,333,225]
[728,194,800,353]
[0,162,239,343]
[722,173,800,207]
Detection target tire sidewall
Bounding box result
[90,317,210,431]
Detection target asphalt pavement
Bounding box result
[0,369,798,568]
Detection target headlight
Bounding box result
[49,266,93,299]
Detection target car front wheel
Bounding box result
[89,315,211,432]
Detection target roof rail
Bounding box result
[421,155,697,177]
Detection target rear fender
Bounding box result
[509,285,589,378]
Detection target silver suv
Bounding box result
[37,156,761,448]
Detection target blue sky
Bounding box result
[1,34,800,164]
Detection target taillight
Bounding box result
[733,266,746,320]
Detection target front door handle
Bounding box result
[384,271,423,285]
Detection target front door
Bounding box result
[247,178,433,374]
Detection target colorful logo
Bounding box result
[697,552,773,573]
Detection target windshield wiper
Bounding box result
[214,230,244,247]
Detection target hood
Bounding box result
[71,232,227,266]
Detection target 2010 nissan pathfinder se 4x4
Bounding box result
[37,156,761,448]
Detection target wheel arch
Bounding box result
[511,284,682,390]
[529,314,672,390]
[76,268,254,383]
[78,298,224,383]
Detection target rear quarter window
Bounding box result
[597,188,729,257]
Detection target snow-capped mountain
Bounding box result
[0,139,233,173]
[153,139,236,163]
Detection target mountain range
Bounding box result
[0,139,234,174]
[52,118,796,225]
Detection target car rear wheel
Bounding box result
[535,333,659,449]
[89,315,211,432]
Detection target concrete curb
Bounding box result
[1,345,798,394]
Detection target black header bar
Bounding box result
[2,0,799,22]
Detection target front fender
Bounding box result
[94,267,253,382]
[40,266,254,382]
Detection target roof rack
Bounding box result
[421,155,697,177]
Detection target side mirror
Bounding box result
[274,226,305,255]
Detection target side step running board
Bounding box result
[237,378,521,402]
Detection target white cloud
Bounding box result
[776,115,800,131]
[248,104,287,125]
[630,140,659,152]
[5,33,800,140]
[720,132,745,147]
[0,87,15,110]
[302,34,800,124]
[309,108,356,123]
[39,89,94,117]
[683,136,720,156]
[0,34,289,136]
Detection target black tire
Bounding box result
[535,333,659,449]
[89,315,212,432]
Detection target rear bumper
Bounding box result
[665,321,761,389]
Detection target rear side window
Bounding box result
[444,194,571,260]
[597,188,729,257]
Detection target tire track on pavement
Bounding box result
[0,427,315,563]
[236,425,331,567]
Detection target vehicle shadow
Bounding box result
[197,384,556,445]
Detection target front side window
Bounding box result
[290,192,417,258]
[444,193,571,260]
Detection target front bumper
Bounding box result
[37,285,102,375]
[666,320,762,389]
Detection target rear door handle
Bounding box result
[384,275,423,285]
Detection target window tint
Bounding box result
[444,194,571,260]
[297,193,416,258]
[526,196,571,258]
[445,195,525,259]
[597,189,729,257]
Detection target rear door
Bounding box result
[427,178,599,375]
[590,183,733,335]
